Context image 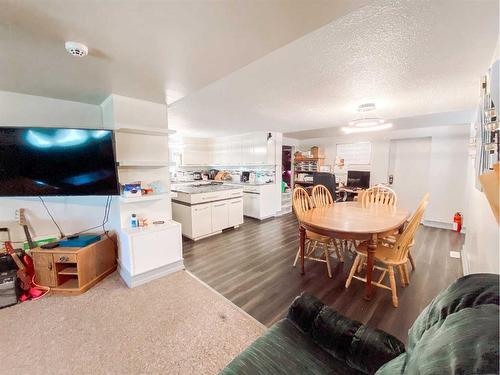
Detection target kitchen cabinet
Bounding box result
[180,138,212,166]
[189,132,276,166]
[211,201,229,232]
[228,198,244,226]
[243,193,260,218]
[242,184,277,220]
[191,203,213,238]
[172,186,244,240]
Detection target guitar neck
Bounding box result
[9,251,25,270]
[4,242,26,270]
[23,225,36,249]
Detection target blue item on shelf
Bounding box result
[59,234,101,247]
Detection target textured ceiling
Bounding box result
[169,0,499,137]
[0,0,368,104]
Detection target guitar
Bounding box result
[4,241,33,291]
[15,208,35,276]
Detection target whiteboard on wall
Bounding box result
[336,142,371,165]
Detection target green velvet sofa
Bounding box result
[220,273,499,375]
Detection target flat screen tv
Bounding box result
[347,170,370,189]
[0,127,119,196]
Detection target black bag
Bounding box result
[0,270,19,309]
[0,253,17,272]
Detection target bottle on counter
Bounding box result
[131,213,138,228]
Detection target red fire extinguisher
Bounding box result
[453,212,462,233]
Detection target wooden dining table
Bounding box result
[298,201,410,300]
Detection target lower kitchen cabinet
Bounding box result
[172,189,244,241]
[228,198,244,227]
[242,184,277,220]
[192,203,213,238]
[211,201,229,232]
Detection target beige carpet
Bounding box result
[1,270,265,374]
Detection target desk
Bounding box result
[298,202,409,300]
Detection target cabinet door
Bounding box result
[32,252,57,287]
[230,136,242,165]
[228,198,244,226]
[211,201,229,231]
[252,133,268,165]
[241,135,253,165]
[243,193,260,218]
[192,203,212,238]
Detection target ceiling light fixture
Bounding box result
[342,103,392,133]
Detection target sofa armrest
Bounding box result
[347,325,405,374]
[311,307,404,374]
[287,294,405,374]
[286,292,324,333]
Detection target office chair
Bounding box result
[312,172,346,202]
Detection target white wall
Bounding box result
[426,135,469,225]
[0,90,102,128]
[0,91,112,243]
[297,124,470,226]
[462,40,499,275]
[462,153,499,274]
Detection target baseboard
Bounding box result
[461,244,471,276]
[118,261,185,288]
[423,220,453,230]
[423,220,466,234]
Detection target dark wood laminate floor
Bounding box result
[183,213,464,343]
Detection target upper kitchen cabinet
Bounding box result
[180,132,276,167]
[178,137,213,166]
[223,132,276,166]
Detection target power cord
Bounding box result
[38,196,65,239]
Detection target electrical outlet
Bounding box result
[449,251,461,259]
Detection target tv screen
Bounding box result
[0,127,119,196]
[347,170,370,189]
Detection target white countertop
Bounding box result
[172,183,243,194]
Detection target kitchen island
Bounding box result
[172,183,243,241]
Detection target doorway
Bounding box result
[282,145,293,189]
[388,137,431,213]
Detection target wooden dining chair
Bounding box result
[381,192,430,272]
[345,200,428,307]
[362,185,397,207]
[312,184,348,260]
[292,186,342,278]
[311,184,333,207]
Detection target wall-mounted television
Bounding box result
[0,127,119,196]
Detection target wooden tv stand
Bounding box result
[31,234,117,296]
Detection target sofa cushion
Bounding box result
[408,273,499,351]
[220,319,362,375]
[377,273,499,375]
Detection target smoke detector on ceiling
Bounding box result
[65,41,88,57]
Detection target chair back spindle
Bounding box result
[362,185,397,207]
[292,187,313,217]
[312,185,333,207]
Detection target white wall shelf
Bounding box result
[115,127,176,136]
[120,193,169,203]
[117,160,171,168]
